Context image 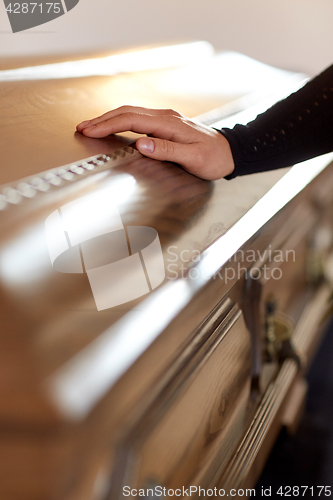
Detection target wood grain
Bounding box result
[0,50,332,499]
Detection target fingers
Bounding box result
[76,106,182,132]
[80,113,196,144]
[75,106,235,180]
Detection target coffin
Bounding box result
[0,43,332,499]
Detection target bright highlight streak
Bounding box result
[0,42,214,82]
[47,153,333,420]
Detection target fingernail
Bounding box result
[138,138,155,154]
[79,120,91,129]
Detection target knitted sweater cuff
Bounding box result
[215,128,249,180]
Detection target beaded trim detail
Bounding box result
[0,146,138,212]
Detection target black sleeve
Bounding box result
[220,64,333,179]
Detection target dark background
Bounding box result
[256,318,333,498]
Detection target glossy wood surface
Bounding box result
[0,48,295,427]
[0,47,231,185]
[118,306,251,493]
[0,46,333,499]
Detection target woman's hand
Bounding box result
[76,106,234,181]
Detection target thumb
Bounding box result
[136,137,156,156]
[136,137,189,164]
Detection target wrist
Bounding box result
[214,130,235,178]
